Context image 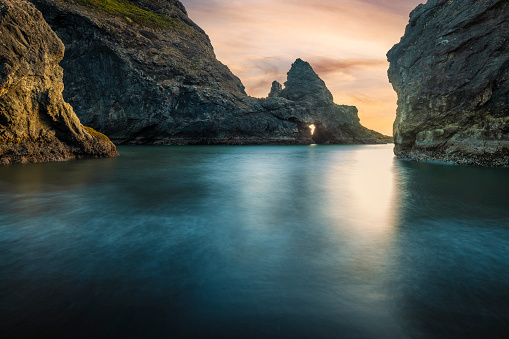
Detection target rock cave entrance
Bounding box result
[310,122,334,144]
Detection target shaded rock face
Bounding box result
[28,0,251,144]
[29,0,384,145]
[388,0,509,166]
[0,0,118,165]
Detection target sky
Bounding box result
[180,0,424,135]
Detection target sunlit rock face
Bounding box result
[0,0,118,165]
[388,0,509,166]
[28,0,386,145]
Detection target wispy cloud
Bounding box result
[180,0,424,135]
[288,0,423,15]
[309,57,388,76]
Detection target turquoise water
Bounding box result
[0,144,508,338]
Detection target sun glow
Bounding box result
[309,124,316,135]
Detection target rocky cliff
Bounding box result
[0,0,118,165]
[388,0,509,166]
[28,0,385,145]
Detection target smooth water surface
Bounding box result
[0,145,508,338]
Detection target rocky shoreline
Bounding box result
[2,0,506,166]
[0,0,390,165]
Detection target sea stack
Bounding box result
[0,0,118,165]
[267,59,386,144]
[388,0,509,166]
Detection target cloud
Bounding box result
[231,57,287,96]
[288,0,423,15]
[308,57,388,76]
[349,94,380,105]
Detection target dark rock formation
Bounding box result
[268,59,385,144]
[0,0,118,165]
[28,0,385,145]
[268,81,283,98]
[388,0,509,166]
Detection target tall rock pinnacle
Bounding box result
[279,58,334,106]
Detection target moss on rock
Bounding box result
[71,0,179,28]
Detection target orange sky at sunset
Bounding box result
[181,0,424,136]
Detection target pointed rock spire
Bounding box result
[268,80,283,97]
[278,58,334,106]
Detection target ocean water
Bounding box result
[0,144,508,338]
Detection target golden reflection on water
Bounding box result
[0,157,117,191]
[323,145,400,296]
[325,145,399,232]
[0,157,118,217]
[347,145,399,232]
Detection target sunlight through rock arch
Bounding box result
[309,124,316,135]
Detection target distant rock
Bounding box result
[280,58,334,106]
[268,81,283,98]
[28,0,386,145]
[388,0,509,166]
[269,59,385,144]
[0,0,118,165]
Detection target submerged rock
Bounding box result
[0,0,118,165]
[28,0,386,145]
[388,0,509,166]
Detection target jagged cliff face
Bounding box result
[29,0,384,145]
[0,0,118,165]
[388,0,509,166]
[29,0,253,144]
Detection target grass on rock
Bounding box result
[71,0,178,28]
[82,125,111,141]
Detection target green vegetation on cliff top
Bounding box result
[71,0,178,28]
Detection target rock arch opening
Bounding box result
[311,122,334,144]
[309,124,316,135]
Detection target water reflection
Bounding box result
[320,146,403,336]
[0,145,508,338]
[0,156,118,189]
[390,160,509,338]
